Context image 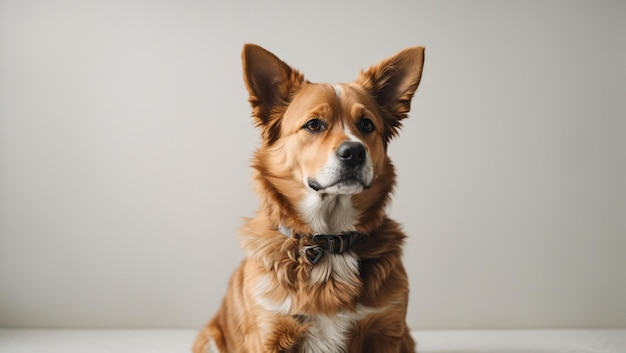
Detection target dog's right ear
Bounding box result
[242,44,305,143]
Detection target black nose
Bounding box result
[336,141,366,167]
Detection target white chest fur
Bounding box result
[300,313,354,353]
[299,305,382,353]
[298,193,356,234]
[298,193,361,285]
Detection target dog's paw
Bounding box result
[264,316,308,353]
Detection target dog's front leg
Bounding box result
[193,321,226,353]
[262,316,308,353]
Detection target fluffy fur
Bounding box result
[194,44,424,353]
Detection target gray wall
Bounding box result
[0,0,624,329]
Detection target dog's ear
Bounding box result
[356,47,425,142]
[242,44,305,143]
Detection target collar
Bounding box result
[278,225,364,265]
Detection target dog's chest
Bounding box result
[254,253,364,352]
[299,313,356,353]
[298,305,377,353]
[309,251,360,285]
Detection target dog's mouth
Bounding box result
[307,176,371,195]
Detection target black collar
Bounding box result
[278,225,364,264]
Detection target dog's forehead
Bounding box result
[293,83,337,108]
[284,82,375,122]
[332,82,377,109]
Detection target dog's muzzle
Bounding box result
[306,141,373,194]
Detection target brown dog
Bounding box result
[194,44,424,353]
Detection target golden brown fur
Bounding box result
[194,44,424,353]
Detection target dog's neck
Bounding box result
[297,192,357,234]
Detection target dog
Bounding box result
[193,43,424,353]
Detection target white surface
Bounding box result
[0,330,625,353]
[1,1,625,330]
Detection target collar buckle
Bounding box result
[312,234,350,253]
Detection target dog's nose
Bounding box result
[337,141,366,167]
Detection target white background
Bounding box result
[0,0,624,330]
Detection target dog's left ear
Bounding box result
[242,44,305,143]
[356,47,425,142]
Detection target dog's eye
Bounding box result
[304,119,325,133]
[358,118,375,134]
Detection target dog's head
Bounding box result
[242,44,424,229]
